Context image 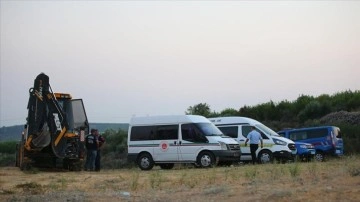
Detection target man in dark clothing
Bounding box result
[95,130,105,171]
[85,129,98,171]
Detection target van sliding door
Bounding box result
[153,125,179,162]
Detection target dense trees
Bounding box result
[240,90,360,127]
[0,141,17,154]
[0,141,17,166]
[187,90,360,128]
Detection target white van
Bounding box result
[127,115,241,170]
[208,117,296,163]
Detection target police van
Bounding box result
[208,117,296,163]
[127,115,241,170]
[278,126,343,161]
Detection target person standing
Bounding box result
[85,129,99,171]
[245,126,263,164]
[95,130,105,171]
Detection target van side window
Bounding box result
[289,128,328,140]
[307,128,328,138]
[181,124,207,143]
[130,126,156,141]
[217,126,238,138]
[289,132,306,140]
[260,133,268,139]
[156,125,178,140]
[242,125,269,139]
[242,126,252,137]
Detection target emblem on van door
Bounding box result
[160,141,169,152]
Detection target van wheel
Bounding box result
[159,163,174,170]
[258,150,273,164]
[197,151,215,168]
[314,152,325,162]
[137,153,154,170]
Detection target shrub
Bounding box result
[0,141,17,154]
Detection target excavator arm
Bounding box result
[18,73,89,170]
[25,73,73,158]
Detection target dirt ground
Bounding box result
[0,156,360,202]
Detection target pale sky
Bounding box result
[1,1,359,127]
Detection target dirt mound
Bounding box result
[320,111,360,125]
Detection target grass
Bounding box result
[1,156,360,201]
[344,155,360,176]
[23,167,40,174]
[244,166,258,181]
[149,171,163,189]
[223,167,231,181]
[15,182,43,194]
[130,171,140,191]
[203,186,227,195]
[288,163,301,178]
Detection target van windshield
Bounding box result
[256,124,280,137]
[196,123,224,136]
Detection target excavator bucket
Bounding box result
[26,73,51,148]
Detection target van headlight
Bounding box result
[300,145,307,149]
[307,144,315,149]
[273,138,287,146]
[219,141,229,150]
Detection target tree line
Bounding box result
[186,90,360,129]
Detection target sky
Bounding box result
[0,1,359,127]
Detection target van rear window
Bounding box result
[130,126,156,141]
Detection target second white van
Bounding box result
[127,115,241,170]
[208,117,296,163]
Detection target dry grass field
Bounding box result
[1,156,360,202]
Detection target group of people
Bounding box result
[84,128,105,171]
